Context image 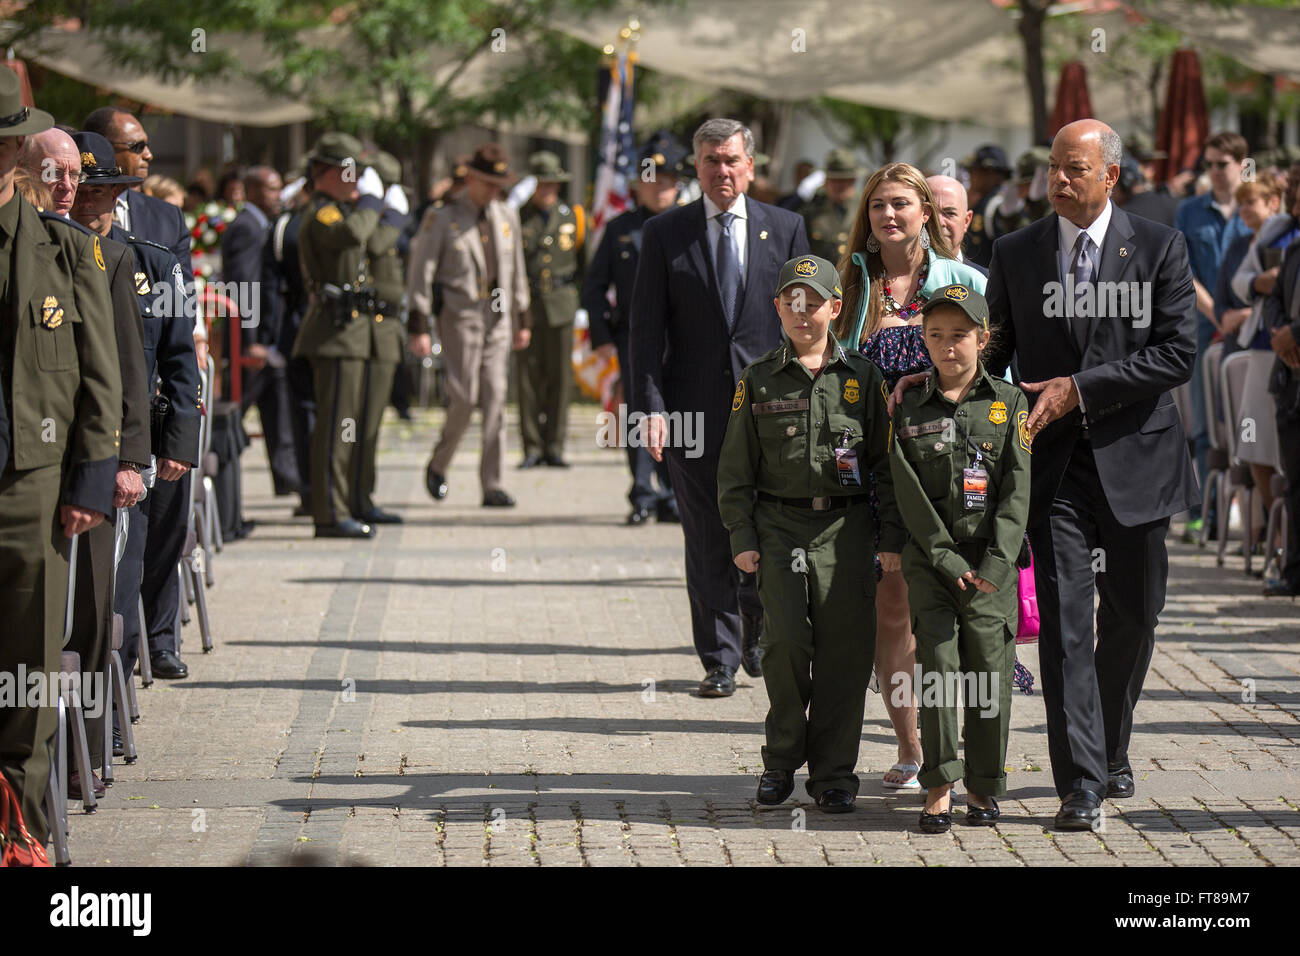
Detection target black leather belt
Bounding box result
[757,491,870,512]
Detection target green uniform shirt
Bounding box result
[363,214,406,364]
[889,363,1031,591]
[292,191,384,359]
[520,200,583,328]
[798,191,855,264]
[718,333,905,558]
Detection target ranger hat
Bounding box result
[776,254,842,301]
[307,131,363,168]
[363,149,402,186]
[528,150,571,183]
[1014,145,1051,183]
[0,69,54,136]
[921,283,989,330]
[72,131,143,186]
[824,147,863,179]
[467,143,511,182]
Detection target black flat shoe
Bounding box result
[482,489,516,508]
[1107,764,1135,799]
[756,769,794,805]
[150,649,189,680]
[315,518,373,539]
[359,507,403,524]
[544,455,570,468]
[626,507,651,526]
[1055,789,1102,831]
[519,454,543,469]
[698,665,735,698]
[816,789,855,813]
[919,809,952,833]
[965,797,1000,825]
[426,465,448,500]
[740,613,763,678]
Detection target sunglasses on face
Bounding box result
[112,140,150,155]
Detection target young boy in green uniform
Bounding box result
[890,284,1031,832]
[718,254,905,813]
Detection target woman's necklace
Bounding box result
[880,255,930,320]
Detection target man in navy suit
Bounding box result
[982,120,1199,830]
[630,119,809,697]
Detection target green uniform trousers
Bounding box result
[756,499,876,798]
[310,356,368,527]
[905,544,1016,796]
[516,321,572,461]
[0,463,69,844]
[352,359,397,517]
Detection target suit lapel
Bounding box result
[1088,205,1138,347]
[686,199,727,324]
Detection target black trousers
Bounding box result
[663,444,761,672]
[115,472,192,690]
[1276,386,1300,588]
[1029,438,1169,800]
[241,363,300,497]
[68,517,116,764]
[287,355,316,511]
[615,332,673,511]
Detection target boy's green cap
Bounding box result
[775,255,842,300]
[921,283,989,330]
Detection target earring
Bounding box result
[919,228,931,250]
[864,233,880,253]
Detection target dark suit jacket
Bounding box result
[581,205,649,349]
[629,197,809,457]
[984,204,1200,527]
[221,205,271,352]
[260,210,306,356]
[1262,236,1300,392]
[124,188,194,289]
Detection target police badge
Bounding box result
[41,295,64,329]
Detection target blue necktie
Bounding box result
[715,211,741,328]
[1070,232,1095,351]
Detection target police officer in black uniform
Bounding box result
[581,134,684,525]
[962,145,1012,269]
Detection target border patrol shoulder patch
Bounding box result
[732,379,745,412]
[316,204,342,226]
[93,236,106,272]
[1017,409,1032,453]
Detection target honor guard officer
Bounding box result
[889,284,1031,833]
[516,151,583,469]
[798,148,861,264]
[406,143,531,507]
[581,134,683,524]
[293,132,393,537]
[962,145,1012,269]
[717,254,904,813]
[0,75,123,849]
[352,148,409,525]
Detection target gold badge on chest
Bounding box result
[989,400,1007,425]
[842,377,860,404]
[135,271,150,296]
[557,232,574,251]
[316,204,342,226]
[41,295,64,330]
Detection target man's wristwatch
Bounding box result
[123,462,144,474]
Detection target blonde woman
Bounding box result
[837,162,987,791]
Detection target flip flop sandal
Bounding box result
[882,761,922,790]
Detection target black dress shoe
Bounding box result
[315,518,374,539]
[626,507,651,526]
[68,770,106,800]
[151,649,189,679]
[1263,577,1300,597]
[1055,789,1103,831]
[1107,764,1135,799]
[519,454,544,469]
[816,789,855,813]
[655,499,680,523]
[740,613,763,678]
[698,665,736,697]
[756,769,795,805]
[919,808,952,833]
[482,489,516,508]
[965,796,1000,825]
[544,455,570,468]
[359,507,403,524]
[426,465,448,500]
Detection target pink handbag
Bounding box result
[1016,545,1040,644]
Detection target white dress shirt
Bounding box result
[1055,200,1114,416]
[703,191,747,276]
[114,191,131,230]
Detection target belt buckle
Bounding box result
[812,496,830,511]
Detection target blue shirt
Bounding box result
[1175,192,1252,290]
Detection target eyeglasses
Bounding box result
[112,140,150,155]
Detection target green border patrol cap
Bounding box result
[921,283,989,330]
[776,255,842,300]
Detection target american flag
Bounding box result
[589,48,637,249]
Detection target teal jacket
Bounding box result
[843,248,988,348]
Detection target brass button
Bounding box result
[786,425,797,437]
[934,442,944,451]
[351,309,359,319]
[542,254,552,263]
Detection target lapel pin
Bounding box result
[1118,247,1128,257]
[759,230,768,240]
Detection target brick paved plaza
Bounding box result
[69,405,1300,866]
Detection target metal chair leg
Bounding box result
[101,649,114,786]
[62,671,96,813]
[111,649,138,763]
[1243,486,1255,576]
[193,563,214,653]
[46,696,71,865]
[138,594,154,687]
[179,562,194,617]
